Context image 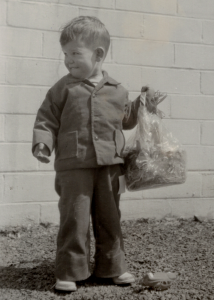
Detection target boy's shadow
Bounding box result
[0,260,114,293]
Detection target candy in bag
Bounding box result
[124,90,187,191]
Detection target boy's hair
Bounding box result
[60,16,110,54]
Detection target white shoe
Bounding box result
[113,272,135,284]
[55,279,77,291]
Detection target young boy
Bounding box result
[33,16,146,291]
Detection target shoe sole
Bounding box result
[55,284,77,292]
[113,278,135,285]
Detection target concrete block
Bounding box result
[141,68,200,95]
[0,115,4,141]
[40,203,59,224]
[80,8,144,38]
[201,122,214,145]
[121,198,213,220]
[170,199,194,218]
[8,2,78,31]
[0,175,3,202]
[0,204,40,228]
[203,21,214,45]
[202,173,214,197]
[116,0,177,15]
[5,115,35,142]
[178,0,214,19]
[66,0,115,8]
[120,199,171,220]
[0,1,6,25]
[4,173,58,203]
[40,87,50,104]
[0,86,41,114]
[0,144,38,172]
[0,27,42,57]
[175,44,214,70]
[0,57,6,83]
[112,39,173,67]
[144,15,202,43]
[43,31,64,60]
[32,0,115,8]
[185,145,214,171]
[201,72,214,95]
[6,58,67,86]
[142,172,201,199]
[163,119,200,145]
[171,95,214,119]
[193,199,214,218]
[104,64,141,91]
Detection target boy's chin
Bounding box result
[69,71,83,79]
[69,72,92,81]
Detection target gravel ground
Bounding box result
[0,217,213,300]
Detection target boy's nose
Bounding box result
[65,57,74,65]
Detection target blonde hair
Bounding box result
[60,16,110,53]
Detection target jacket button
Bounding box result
[94,135,99,140]
[92,94,96,98]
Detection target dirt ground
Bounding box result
[0,216,213,300]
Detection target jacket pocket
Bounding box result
[114,129,125,157]
[57,131,78,160]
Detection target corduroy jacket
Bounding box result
[32,71,140,171]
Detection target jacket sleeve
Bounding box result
[32,89,61,155]
[122,93,141,130]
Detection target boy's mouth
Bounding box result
[69,67,79,73]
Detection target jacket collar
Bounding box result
[102,71,120,86]
[66,70,120,87]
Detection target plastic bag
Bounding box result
[124,89,186,191]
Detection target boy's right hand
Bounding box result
[33,143,51,163]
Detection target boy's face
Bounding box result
[62,39,99,80]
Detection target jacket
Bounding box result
[32,71,140,171]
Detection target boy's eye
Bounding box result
[72,52,78,55]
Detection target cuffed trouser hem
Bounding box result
[94,252,127,278]
[56,271,91,282]
[56,256,91,282]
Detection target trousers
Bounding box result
[55,165,127,281]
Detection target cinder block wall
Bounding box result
[1,0,214,227]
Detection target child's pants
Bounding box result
[55,165,127,281]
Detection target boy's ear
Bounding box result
[95,47,105,61]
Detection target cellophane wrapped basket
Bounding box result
[123,89,187,191]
